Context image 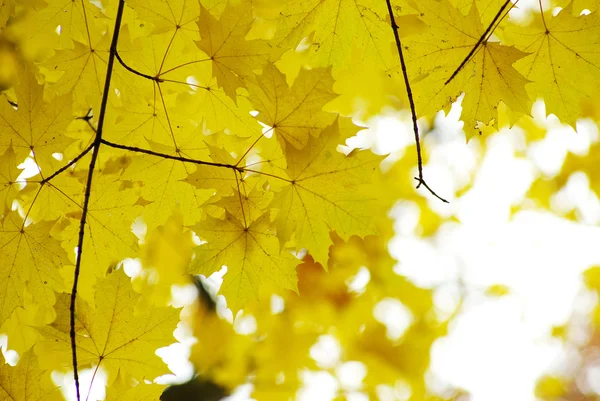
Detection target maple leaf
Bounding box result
[55,157,142,287]
[190,212,299,312]
[0,212,68,329]
[506,3,600,126]
[0,67,74,176]
[36,268,180,383]
[119,145,214,229]
[0,350,62,401]
[0,144,22,219]
[196,1,277,100]
[212,183,274,223]
[182,142,240,196]
[270,119,382,263]
[26,0,107,49]
[42,38,109,114]
[105,372,166,401]
[126,0,199,36]
[401,0,531,138]
[270,0,395,72]
[248,64,338,149]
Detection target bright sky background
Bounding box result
[383,101,600,401]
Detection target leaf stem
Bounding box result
[70,0,126,399]
[384,0,448,203]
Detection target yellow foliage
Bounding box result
[0,0,597,399]
[0,350,62,401]
[36,268,180,384]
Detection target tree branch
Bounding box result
[40,143,95,184]
[385,0,448,203]
[100,139,244,171]
[116,50,163,82]
[70,0,125,398]
[445,0,516,85]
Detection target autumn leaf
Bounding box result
[182,142,240,196]
[190,212,299,312]
[196,1,277,100]
[247,64,338,149]
[36,268,180,383]
[0,212,68,329]
[0,67,74,176]
[0,350,62,401]
[402,0,531,138]
[270,0,394,73]
[505,2,600,127]
[0,144,22,219]
[271,119,383,263]
[105,373,166,401]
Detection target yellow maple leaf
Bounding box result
[0,66,74,176]
[270,119,382,263]
[0,212,67,329]
[247,64,338,149]
[0,349,62,401]
[105,370,166,401]
[182,142,240,196]
[402,0,531,138]
[25,0,107,50]
[197,1,278,100]
[190,212,299,312]
[36,268,180,384]
[0,144,22,219]
[119,144,214,229]
[42,38,109,114]
[212,184,274,223]
[505,2,600,126]
[270,0,394,73]
[126,0,199,36]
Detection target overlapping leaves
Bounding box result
[0,0,598,399]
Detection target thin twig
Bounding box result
[40,143,95,184]
[70,0,125,399]
[384,0,448,203]
[100,139,244,171]
[445,0,515,85]
[100,140,295,183]
[115,50,163,82]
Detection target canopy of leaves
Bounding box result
[0,0,598,400]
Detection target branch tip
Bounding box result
[414,177,449,203]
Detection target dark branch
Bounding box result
[414,177,449,203]
[445,0,515,85]
[116,50,164,82]
[100,139,244,171]
[70,0,126,399]
[40,143,95,184]
[385,0,448,203]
